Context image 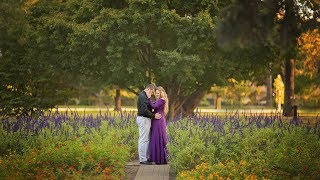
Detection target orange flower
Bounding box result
[239,160,246,167]
[248,174,258,180]
[104,167,111,175]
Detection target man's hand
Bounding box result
[155,113,162,119]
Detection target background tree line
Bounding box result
[0,0,319,119]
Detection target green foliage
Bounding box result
[0,111,137,179]
[0,1,73,117]
[64,0,231,117]
[177,161,263,180]
[168,115,320,179]
[168,134,207,172]
[0,138,130,179]
[1,0,317,117]
[216,0,320,114]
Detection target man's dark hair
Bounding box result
[145,84,156,90]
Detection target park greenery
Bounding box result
[0,109,137,179]
[169,113,320,179]
[0,110,319,178]
[1,1,319,179]
[0,0,319,118]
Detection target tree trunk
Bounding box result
[281,0,297,116]
[181,89,208,117]
[167,96,184,120]
[114,88,121,111]
[283,58,294,116]
[166,88,208,120]
[212,93,217,109]
[166,85,184,120]
[216,96,222,109]
[266,74,273,107]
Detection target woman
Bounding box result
[148,86,169,164]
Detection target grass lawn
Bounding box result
[54,105,319,117]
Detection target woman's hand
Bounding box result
[155,113,162,119]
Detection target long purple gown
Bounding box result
[148,98,168,164]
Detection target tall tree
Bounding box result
[25,0,123,109]
[217,0,320,116]
[0,0,72,116]
[0,1,29,116]
[65,0,233,118]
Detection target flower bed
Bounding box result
[167,112,320,179]
[0,109,138,179]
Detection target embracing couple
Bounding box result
[136,84,169,165]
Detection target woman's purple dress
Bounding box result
[148,98,168,164]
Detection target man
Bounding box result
[136,84,161,165]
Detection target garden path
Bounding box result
[126,160,172,180]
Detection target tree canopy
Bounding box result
[1,0,318,118]
[217,0,320,115]
[0,1,71,116]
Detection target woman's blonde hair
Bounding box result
[156,86,169,115]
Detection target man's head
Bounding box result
[144,84,156,96]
